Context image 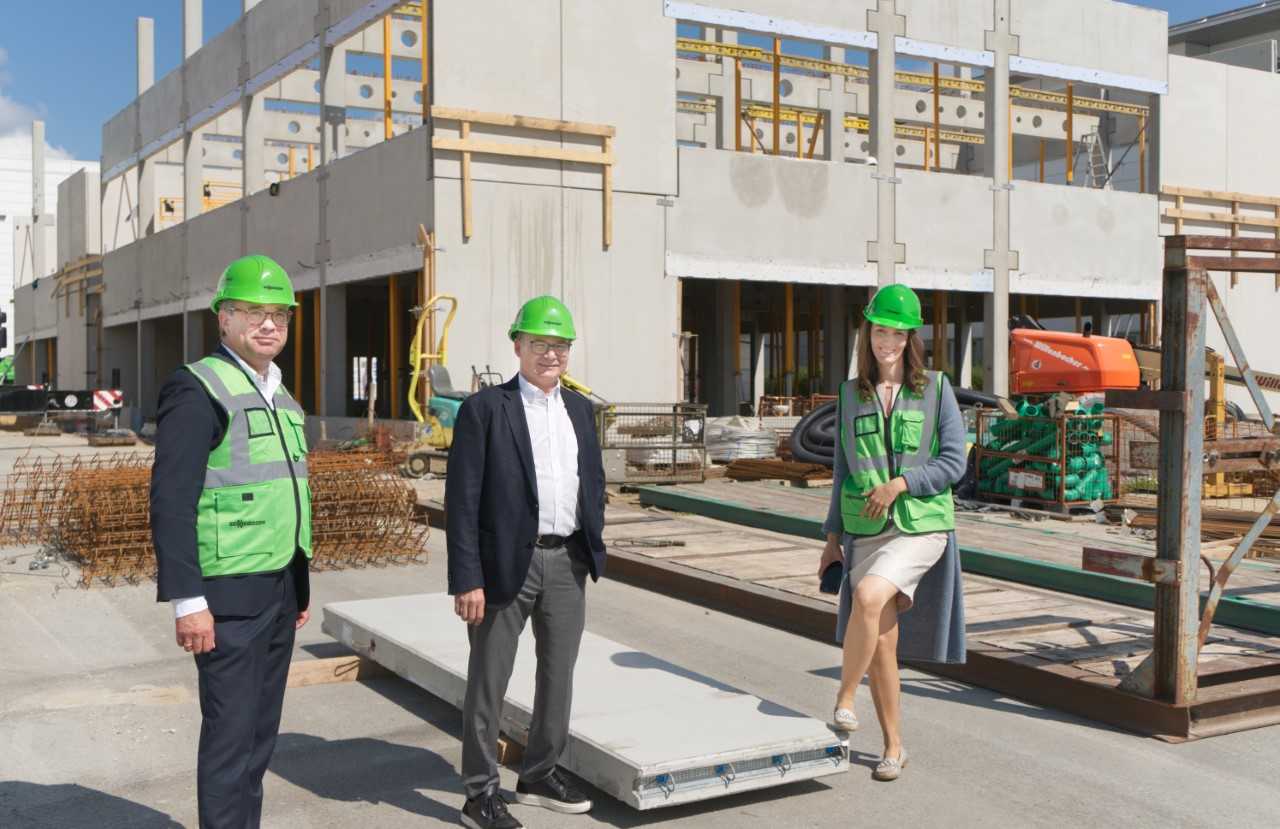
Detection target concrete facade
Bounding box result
[24,0,1280,419]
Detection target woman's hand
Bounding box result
[818,535,842,578]
[861,477,908,519]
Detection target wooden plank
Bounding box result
[459,123,472,240]
[1161,207,1280,230]
[430,106,615,137]
[673,548,819,582]
[432,135,614,166]
[1161,185,1280,207]
[602,134,612,249]
[286,656,390,688]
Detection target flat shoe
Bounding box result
[873,748,908,781]
[831,706,859,733]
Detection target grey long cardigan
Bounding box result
[823,373,968,664]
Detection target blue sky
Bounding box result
[0,1,1257,162]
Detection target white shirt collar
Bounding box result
[223,344,281,388]
[518,372,561,403]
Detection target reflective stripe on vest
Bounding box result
[186,356,313,578]
[838,371,954,536]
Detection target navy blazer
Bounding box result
[445,375,607,607]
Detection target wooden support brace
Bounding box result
[602,135,612,249]
[460,122,472,241]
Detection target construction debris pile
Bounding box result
[0,450,428,586]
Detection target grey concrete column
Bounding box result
[752,326,766,414]
[821,285,848,393]
[185,311,207,359]
[866,2,906,285]
[321,41,348,161]
[821,46,847,162]
[136,18,157,238]
[953,298,972,389]
[139,319,158,418]
[183,0,204,225]
[238,2,264,255]
[323,284,348,416]
[981,0,1019,397]
[704,281,738,416]
[30,121,47,280]
[714,30,737,151]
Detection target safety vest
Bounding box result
[839,370,954,536]
[186,355,312,578]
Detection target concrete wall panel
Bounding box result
[896,169,993,292]
[1160,56,1229,192]
[102,104,138,177]
[185,204,242,300]
[562,0,677,195]
[139,227,186,308]
[244,176,318,280]
[1011,0,1167,85]
[248,0,319,79]
[1225,67,1280,196]
[102,170,140,255]
[29,274,58,334]
[186,27,243,128]
[102,245,140,320]
[1010,182,1159,299]
[899,0,993,53]
[666,148,876,286]
[327,129,431,263]
[676,1,876,37]
[56,170,101,269]
[140,73,184,150]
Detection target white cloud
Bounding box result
[0,46,73,161]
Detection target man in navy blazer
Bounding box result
[446,296,606,829]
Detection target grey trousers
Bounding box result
[461,544,587,798]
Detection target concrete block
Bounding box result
[323,593,847,810]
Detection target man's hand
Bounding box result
[296,608,311,630]
[454,588,486,625]
[862,477,909,519]
[176,609,216,654]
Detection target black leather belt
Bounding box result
[535,534,569,548]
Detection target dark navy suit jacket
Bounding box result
[445,375,607,607]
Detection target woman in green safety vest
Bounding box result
[818,283,968,782]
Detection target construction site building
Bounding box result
[10,0,1280,424]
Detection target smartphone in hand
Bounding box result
[819,561,844,595]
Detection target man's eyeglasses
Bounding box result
[527,340,571,356]
[227,306,292,328]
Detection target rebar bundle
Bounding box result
[0,449,428,587]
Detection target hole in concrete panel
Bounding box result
[915,99,927,114]
[956,105,967,118]
[754,128,763,139]
[364,130,371,138]
[401,29,417,48]
[785,132,795,145]
[233,149,243,160]
[779,79,793,97]
[860,140,869,152]
[288,120,301,134]
[978,111,984,119]
[1016,116,1022,123]
[1062,119,1069,131]
[277,152,288,164]
[359,84,373,99]
[895,144,905,156]
[414,90,423,104]
[202,147,207,157]
[1033,115,1043,128]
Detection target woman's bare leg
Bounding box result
[836,575,900,710]
[866,602,902,755]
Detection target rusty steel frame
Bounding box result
[1115,236,1280,704]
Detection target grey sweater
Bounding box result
[826,372,968,663]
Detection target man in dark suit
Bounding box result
[446,296,607,829]
[151,255,312,829]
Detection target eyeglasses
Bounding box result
[527,340,571,356]
[227,306,292,328]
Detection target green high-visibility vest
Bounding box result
[838,370,955,536]
[186,355,313,578]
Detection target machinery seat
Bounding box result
[429,365,469,401]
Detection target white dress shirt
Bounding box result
[518,373,581,537]
[172,348,282,619]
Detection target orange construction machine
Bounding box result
[1010,328,1141,395]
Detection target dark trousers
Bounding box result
[194,570,297,829]
[461,544,587,798]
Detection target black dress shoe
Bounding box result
[515,768,593,814]
[461,791,523,829]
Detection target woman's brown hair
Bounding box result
[854,318,928,400]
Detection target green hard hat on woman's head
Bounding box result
[211,255,297,313]
[864,284,924,330]
[508,295,577,341]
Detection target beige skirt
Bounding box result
[845,526,948,611]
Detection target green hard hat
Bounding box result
[508,295,577,341]
[864,284,924,330]
[211,255,297,313]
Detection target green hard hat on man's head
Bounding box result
[864,283,924,330]
[211,255,297,313]
[508,295,577,341]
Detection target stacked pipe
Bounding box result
[978,402,1115,503]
